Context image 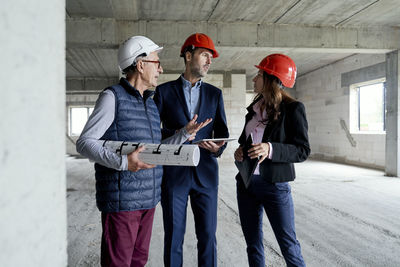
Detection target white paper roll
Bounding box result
[101,140,200,166]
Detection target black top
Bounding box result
[237,97,311,183]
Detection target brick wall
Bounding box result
[296,54,386,169]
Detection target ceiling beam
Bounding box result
[67,18,400,53]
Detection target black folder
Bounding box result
[234,134,259,188]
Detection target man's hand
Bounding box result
[198,141,225,153]
[127,146,156,172]
[248,143,270,163]
[234,146,243,162]
[185,114,212,141]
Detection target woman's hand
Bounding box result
[234,146,243,162]
[248,143,270,163]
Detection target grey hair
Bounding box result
[122,54,147,76]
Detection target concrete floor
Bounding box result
[67,157,400,267]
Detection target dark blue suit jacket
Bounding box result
[154,77,229,188]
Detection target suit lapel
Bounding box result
[197,83,206,121]
[172,78,191,121]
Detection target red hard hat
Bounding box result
[180,33,219,58]
[255,54,297,88]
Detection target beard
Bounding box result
[190,63,209,78]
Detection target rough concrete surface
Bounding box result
[67,157,400,266]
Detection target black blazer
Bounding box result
[154,77,229,188]
[237,96,310,183]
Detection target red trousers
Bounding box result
[101,208,156,267]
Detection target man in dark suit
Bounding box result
[154,33,229,267]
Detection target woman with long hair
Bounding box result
[234,54,310,267]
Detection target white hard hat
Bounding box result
[118,36,163,71]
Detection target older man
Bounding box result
[77,36,210,267]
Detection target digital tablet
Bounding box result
[193,138,237,144]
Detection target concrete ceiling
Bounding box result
[66,0,400,84]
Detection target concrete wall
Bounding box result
[65,77,118,155]
[296,54,386,169]
[66,73,247,163]
[65,93,99,155]
[0,1,67,266]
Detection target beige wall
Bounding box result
[296,54,386,169]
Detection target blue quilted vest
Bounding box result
[94,78,163,212]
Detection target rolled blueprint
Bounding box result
[101,140,200,166]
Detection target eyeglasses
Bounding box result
[141,60,162,69]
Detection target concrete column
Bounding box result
[0,0,67,266]
[219,72,247,162]
[385,51,400,177]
